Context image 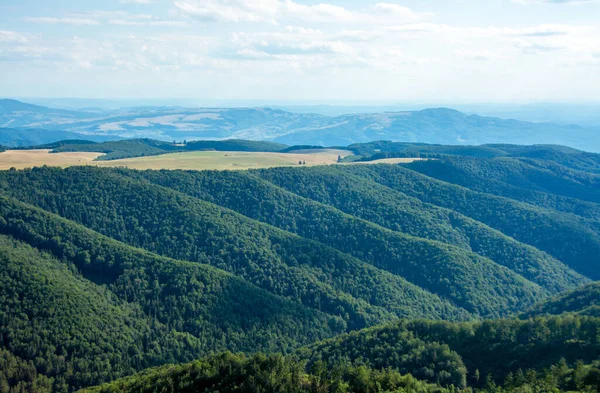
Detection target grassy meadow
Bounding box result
[0,149,353,170]
[0,149,104,170]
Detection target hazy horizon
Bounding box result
[5,96,599,126]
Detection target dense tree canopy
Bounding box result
[50,139,287,160]
[0,197,346,391]
[1,142,599,392]
[297,315,600,389]
[522,282,600,318]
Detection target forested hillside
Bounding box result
[522,282,600,318]
[335,164,600,280]
[404,157,600,218]
[81,315,600,393]
[80,352,453,393]
[1,143,599,392]
[348,142,600,173]
[0,166,579,320]
[296,315,600,390]
[49,138,288,160]
[0,196,347,391]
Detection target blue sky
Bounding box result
[0,0,599,102]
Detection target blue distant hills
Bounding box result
[1,99,598,151]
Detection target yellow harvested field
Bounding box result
[0,149,353,171]
[0,149,104,170]
[0,149,427,171]
[94,150,353,170]
[348,157,431,165]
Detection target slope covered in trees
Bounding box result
[0,196,350,391]
[522,282,600,318]
[0,166,565,319]
[127,169,555,317]
[80,352,452,393]
[297,315,600,389]
[335,164,600,280]
[81,316,600,393]
[349,142,600,173]
[0,233,202,392]
[249,166,585,293]
[0,168,476,326]
[51,139,170,160]
[49,138,287,160]
[1,142,600,392]
[184,139,287,152]
[404,156,600,219]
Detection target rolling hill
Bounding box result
[79,313,600,393]
[521,282,600,318]
[1,142,600,391]
[296,315,600,389]
[49,138,289,160]
[0,128,114,147]
[0,196,346,391]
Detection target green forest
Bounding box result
[1,143,599,392]
[48,139,288,160]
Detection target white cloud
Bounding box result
[172,0,280,23]
[5,20,596,72]
[384,23,443,33]
[120,0,153,4]
[454,50,505,61]
[109,18,188,26]
[372,3,422,20]
[280,1,356,23]
[224,28,353,60]
[5,0,600,98]
[0,31,28,43]
[173,0,425,24]
[32,11,189,28]
[501,24,595,36]
[514,39,564,54]
[109,19,145,26]
[24,17,101,26]
[512,0,599,4]
[149,20,189,26]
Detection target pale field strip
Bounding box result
[0,149,426,171]
[346,158,430,165]
[0,149,104,170]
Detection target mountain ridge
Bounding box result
[1,99,598,151]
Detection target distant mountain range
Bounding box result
[1,99,598,151]
[0,127,117,147]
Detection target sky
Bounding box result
[0,0,599,103]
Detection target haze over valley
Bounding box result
[2,99,599,152]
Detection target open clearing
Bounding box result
[0,149,352,171]
[349,157,432,165]
[0,149,428,171]
[93,150,353,170]
[0,149,104,170]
